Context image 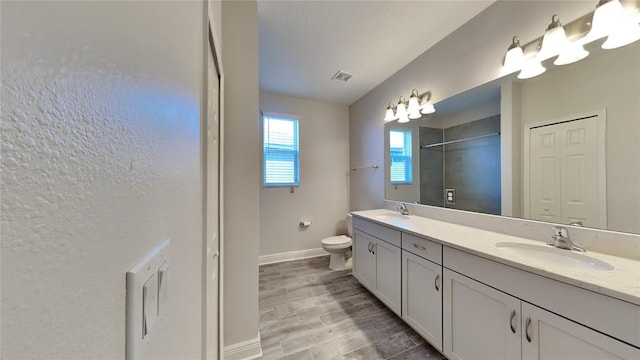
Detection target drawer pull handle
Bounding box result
[413,243,427,251]
[509,310,516,334]
[525,317,532,343]
[434,274,440,291]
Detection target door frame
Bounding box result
[203,2,224,359]
[522,109,606,225]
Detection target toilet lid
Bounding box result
[322,235,351,246]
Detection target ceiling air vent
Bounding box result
[331,70,354,82]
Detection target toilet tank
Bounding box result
[346,213,353,237]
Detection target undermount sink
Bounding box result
[373,213,410,221]
[495,242,614,271]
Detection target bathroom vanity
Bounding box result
[351,209,640,359]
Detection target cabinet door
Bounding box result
[353,230,375,290]
[443,269,521,360]
[402,251,442,351]
[374,239,401,316]
[522,302,640,360]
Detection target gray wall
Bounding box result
[419,127,444,206]
[442,116,501,215]
[221,0,261,352]
[1,1,205,358]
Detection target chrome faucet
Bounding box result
[398,202,410,216]
[547,226,585,252]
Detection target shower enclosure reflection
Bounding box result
[419,115,501,215]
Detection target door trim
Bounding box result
[203,2,224,359]
[522,109,606,226]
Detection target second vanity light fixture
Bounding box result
[384,89,435,123]
[503,0,640,79]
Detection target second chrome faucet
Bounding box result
[398,202,410,216]
[547,226,585,252]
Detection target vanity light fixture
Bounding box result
[383,90,436,122]
[502,0,640,79]
[601,10,640,49]
[395,97,410,123]
[384,103,397,122]
[517,57,546,79]
[537,15,570,61]
[554,41,590,65]
[502,36,525,74]
[407,90,422,119]
[584,0,640,49]
[419,91,436,115]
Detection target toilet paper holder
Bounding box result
[299,221,312,228]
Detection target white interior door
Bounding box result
[205,34,221,360]
[527,113,606,228]
[560,119,598,226]
[529,126,562,223]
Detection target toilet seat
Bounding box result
[321,235,352,250]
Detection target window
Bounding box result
[389,129,413,185]
[263,113,300,187]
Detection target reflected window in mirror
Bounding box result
[390,129,413,185]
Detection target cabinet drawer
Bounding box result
[402,232,442,264]
[353,216,401,247]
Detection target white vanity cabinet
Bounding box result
[352,217,402,316]
[443,268,640,360]
[522,302,639,360]
[444,246,640,360]
[353,230,376,289]
[351,212,640,360]
[443,269,521,360]
[401,233,443,351]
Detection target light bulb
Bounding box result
[554,42,589,65]
[584,0,625,44]
[602,13,640,49]
[518,58,546,79]
[395,100,408,122]
[384,105,396,122]
[537,15,569,61]
[503,36,524,74]
[407,90,422,119]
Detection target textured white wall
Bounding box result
[221,0,261,351]
[1,1,204,359]
[519,43,640,234]
[349,0,594,211]
[259,91,350,256]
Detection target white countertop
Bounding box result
[352,209,640,306]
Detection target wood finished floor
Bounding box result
[259,256,445,360]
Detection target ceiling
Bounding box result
[258,0,496,106]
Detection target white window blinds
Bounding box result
[389,129,413,185]
[263,113,300,187]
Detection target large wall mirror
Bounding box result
[385,40,640,235]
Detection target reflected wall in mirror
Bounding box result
[385,41,640,235]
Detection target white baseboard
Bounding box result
[259,248,327,265]
[223,335,262,360]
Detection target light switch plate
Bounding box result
[157,262,169,320]
[126,239,170,359]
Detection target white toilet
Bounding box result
[321,214,353,270]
